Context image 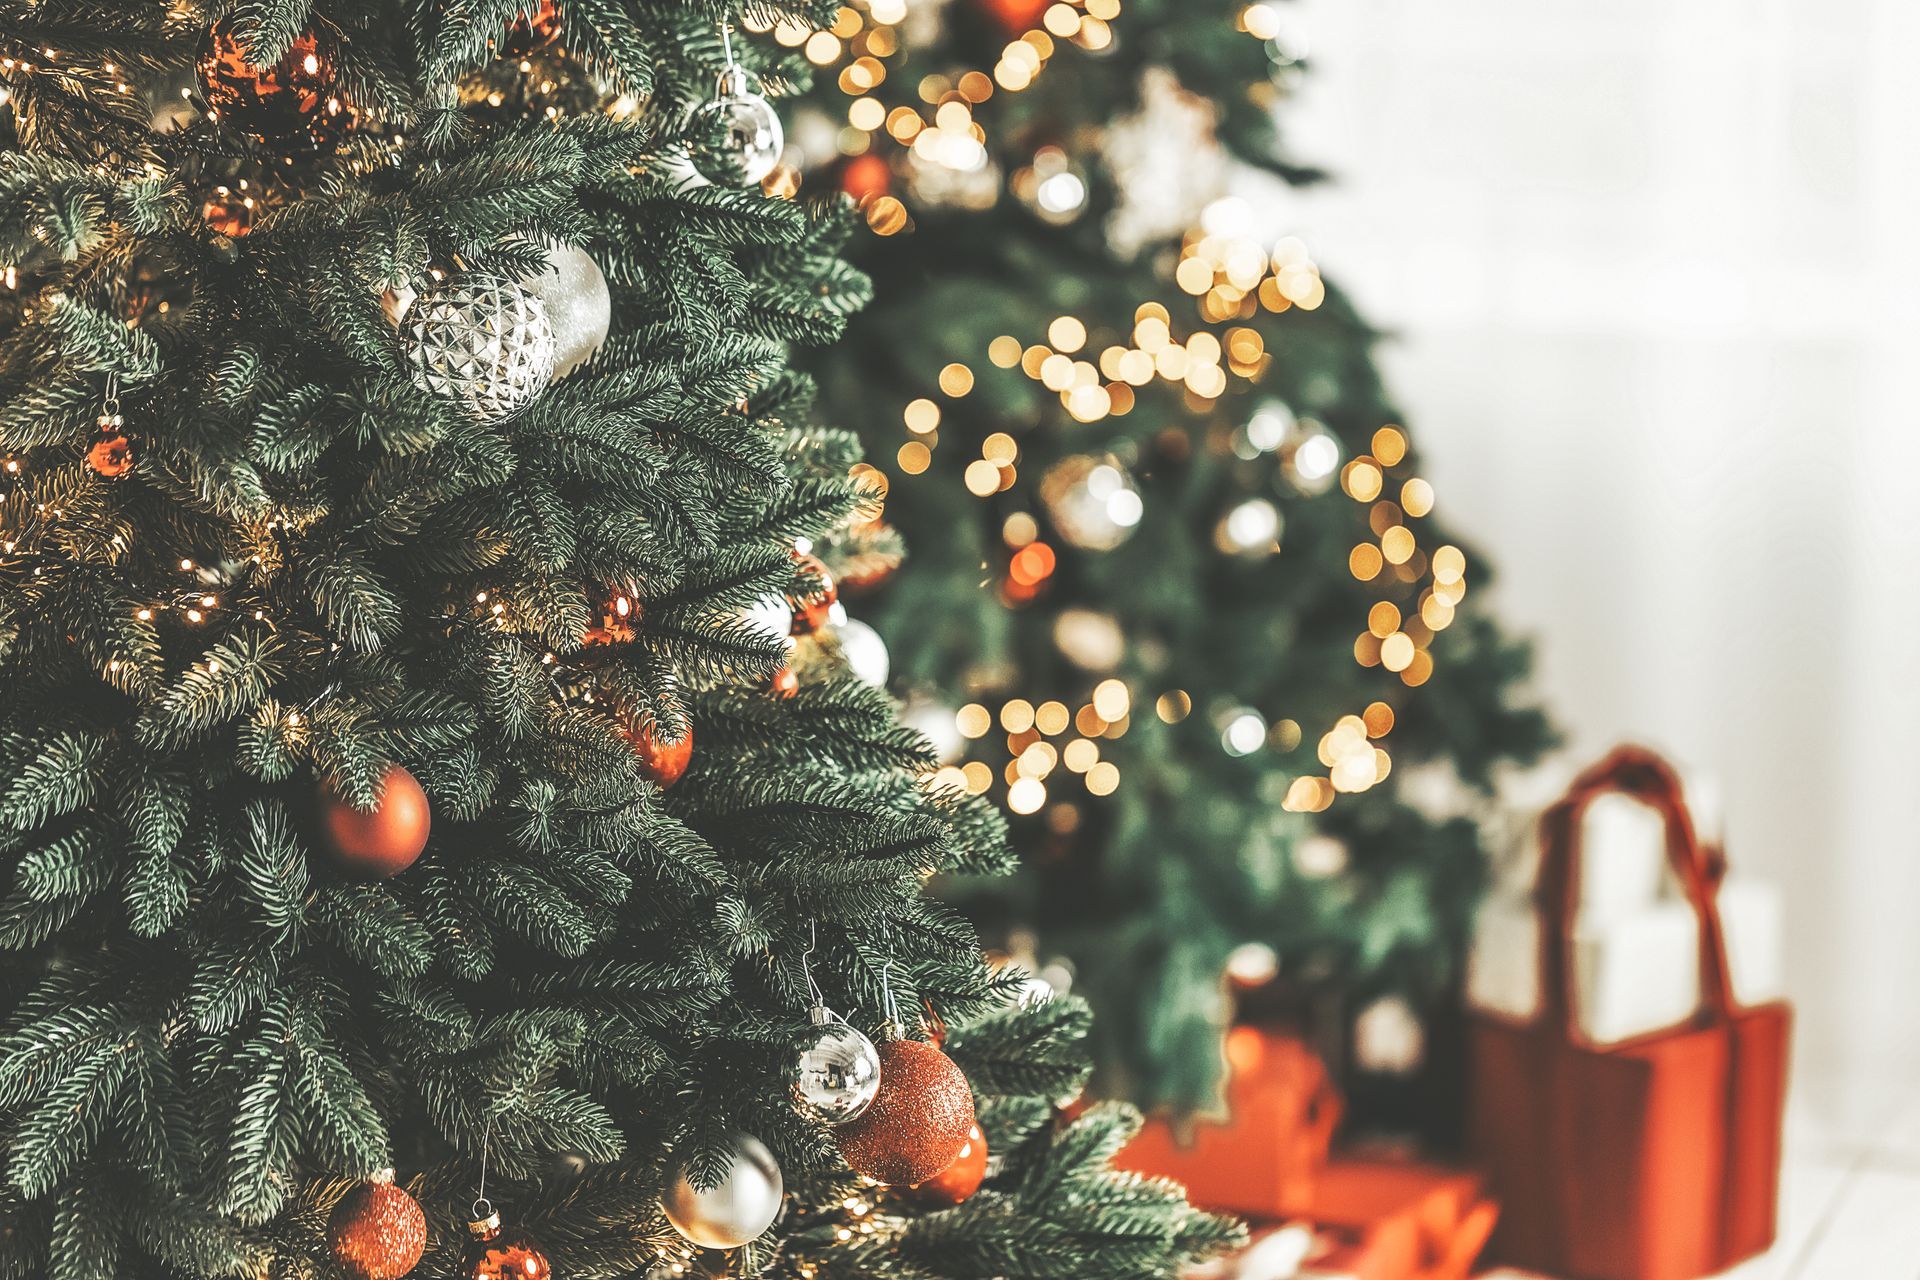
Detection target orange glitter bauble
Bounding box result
[834,1038,976,1185]
[462,1211,552,1280]
[86,434,134,478]
[771,665,800,699]
[328,1180,427,1280]
[197,22,353,150]
[318,765,432,878]
[908,1122,988,1206]
[627,718,693,788]
[787,553,837,636]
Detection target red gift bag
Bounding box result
[1470,747,1790,1280]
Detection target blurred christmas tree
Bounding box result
[787,0,1556,1113]
[0,1,1239,1276]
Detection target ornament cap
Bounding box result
[468,1202,502,1239]
[808,1003,836,1027]
[716,64,753,99]
[879,1018,908,1042]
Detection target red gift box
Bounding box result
[1298,1158,1499,1280]
[1470,747,1791,1280]
[1118,1026,1342,1218]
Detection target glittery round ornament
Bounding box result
[328,1179,427,1280]
[197,23,353,151]
[463,1208,553,1280]
[661,1132,785,1249]
[687,66,784,187]
[834,1038,976,1185]
[401,272,556,423]
[908,1122,988,1206]
[524,241,610,377]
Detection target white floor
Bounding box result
[1486,1090,1920,1279]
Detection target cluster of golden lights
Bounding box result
[932,678,1138,816]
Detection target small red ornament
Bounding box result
[87,434,134,478]
[840,152,893,203]
[318,765,432,878]
[909,1121,988,1206]
[329,1178,428,1280]
[834,1037,976,1185]
[787,554,837,636]
[495,0,563,57]
[771,665,800,699]
[197,22,353,151]
[463,1207,553,1280]
[979,0,1050,35]
[627,718,693,788]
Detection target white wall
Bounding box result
[1276,0,1920,1137]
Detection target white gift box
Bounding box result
[1467,878,1784,1044]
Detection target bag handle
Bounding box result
[1533,746,1736,1045]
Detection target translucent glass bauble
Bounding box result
[791,1012,882,1125]
[400,273,556,423]
[1040,454,1142,551]
[688,70,783,187]
[660,1132,784,1249]
[834,617,890,688]
[525,241,610,377]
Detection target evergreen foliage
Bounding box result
[797,0,1557,1111]
[0,1,1237,1276]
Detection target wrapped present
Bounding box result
[1469,746,1790,1280]
[1119,1026,1341,1218]
[1296,1158,1498,1280]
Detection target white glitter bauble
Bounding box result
[688,67,783,187]
[525,242,610,377]
[660,1133,784,1249]
[401,272,555,422]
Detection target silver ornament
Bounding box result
[525,242,610,378]
[687,66,783,187]
[661,1132,784,1250]
[834,617,890,688]
[401,272,556,423]
[1040,454,1142,551]
[791,1007,882,1126]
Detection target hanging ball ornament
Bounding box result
[661,1132,786,1250]
[687,65,784,187]
[463,1205,553,1280]
[787,554,837,636]
[494,0,563,57]
[318,765,432,878]
[87,433,134,478]
[626,718,693,789]
[908,1122,988,1207]
[791,1007,883,1126]
[834,1035,976,1186]
[524,241,610,378]
[980,0,1051,35]
[833,618,890,688]
[328,1177,428,1280]
[196,22,353,151]
[401,272,557,424]
[771,665,800,699]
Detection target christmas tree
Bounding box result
[0,2,1239,1277]
[791,0,1556,1112]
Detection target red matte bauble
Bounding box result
[328,1180,427,1280]
[980,0,1051,35]
[319,765,431,878]
[787,554,837,636]
[87,434,134,477]
[627,719,693,788]
[771,665,800,699]
[834,1038,976,1185]
[463,1214,552,1280]
[909,1122,988,1206]
[197,22,353,150]
[840,152,893,202]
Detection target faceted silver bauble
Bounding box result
[525,242,610,378]
[688,68,783,187]
[791,1010,882,1125]
[660,1132,784,1250]
[401,272,556,423]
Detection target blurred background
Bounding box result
[1277,0,1920,1142]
